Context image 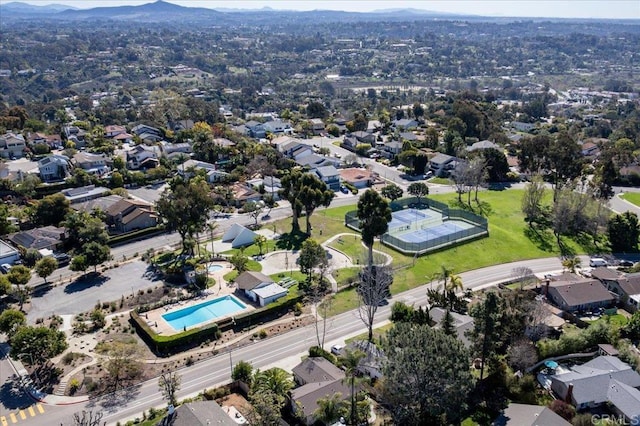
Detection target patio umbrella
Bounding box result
[544,360,559,369]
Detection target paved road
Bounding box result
[15,254,576,426]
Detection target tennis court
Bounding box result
[388,208,442,233]
[393,220,475,244]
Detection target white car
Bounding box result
[331,344,344,355]
[589,258,608,267]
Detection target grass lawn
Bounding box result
[585,313,628,327]
[621,192,640,207]
[430,177,452,185]
[272,189,595,316]
[345,322,394,345]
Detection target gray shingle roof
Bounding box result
[292,357,345,384]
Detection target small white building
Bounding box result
[234,271,288,306]
[0,240,21,265]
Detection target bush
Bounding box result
[259,329,267,339]
[69,378,80,394]
[309,346,337,364]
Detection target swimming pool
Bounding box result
[162,295,246,330]
[208,264,224,273]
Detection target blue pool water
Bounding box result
[207,264,224,273]
[162,296,246,330]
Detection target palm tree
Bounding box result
[562,256,581,273]
[254,235,267,255]
[432,265,454,290]
[356,190,392,270]
[252,367,293,403]
[313,392,348,425]
[340,349,366,426]
[447,274,464,292]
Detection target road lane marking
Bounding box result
[18,411,26,420]
[1,416,7,426]
[37,404,44,414]
[9,413,16,423]
[27,407,35,417]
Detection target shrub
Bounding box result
[69,378,80,394]
[259,329,267,339]
[294,302,302,316]
[309,346,337,364]
[62,352,77,365]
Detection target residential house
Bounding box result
[290,357,351,425]
[167,119,194,132]
[244,121,266,139]
[492,403,571,426]
[178,159,229,183]
[280,140,312,158]
[467,140,500,152]
[551,356,640,412]
[271,135,300,152]
[28,132,62,149]
[339,168,374,189]
[234,271,288,306]
[230,182,262,207]
[126,145,160,170]
[247,176,281,200]
[104,125,127,138]
[0,240,21,266]
[62,185,110,204]
[308,118,325,135]
[8,226,66,251]
[393,118,419,130]
[164,400,237,426]
[314,165,341,191]
[160,142,192,159]
[399,132,417,142]
[263,120,293,135]
[63,125,86,148]
[38,155,71,182]
[351,131,376,145]
[593,270,640,312]
[333,117,348,134]
[544,276,615,312]
[297,154,339,169]
[430,307,475,347]
[367,120,382,133]
[0,132,26,159]
[72,152,109,176]
[105,198,158,233]
[511,121,535,132]
[344,340,386,379]
[71,194,124,214]
[607,380,640,423]
[213,138,236,149]
[382,140,403,156]
[428,153,457,177]
[131,124,163,143]
[341,135,358,151]
[292,357,345,386]
[112,132,134,144]
[619,164,640,181]
[580,141,600,157]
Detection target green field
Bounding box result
[621,192,640,207]
[268,189,595,315]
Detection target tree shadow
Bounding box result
[488,182,513,191]
[142,265,163,282]
[558,236,577,258]
[0,377,33,410]
[524,226,554,252]
[64,273,110,294]
[87,384,142,414]
[571,232,599,255]
[275,230,308,251]
[31,285,53,298]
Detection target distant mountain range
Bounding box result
[0,0,468,22]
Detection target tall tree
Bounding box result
[0,309,26,335]
[382,323,473,425]
[608,212,640,252]
[8,265,31,311]
[252,367,293,404]
[155,176,214,255]
[407,182,429,207]
[158,372,181,407]
[82,242,111,273]
[0,203,17,236]
[298,238,328,286]
[35,256,58,284]
[358,265,392,342]
[468,291,503,380]
[10,326,68,367]
[279,169,305,233]
[380,183,404,202]
[521,175,547,227]
[298,173,334,235]
[339,349,366,426]
[356,189,392,270]
[547,131,583,201]
[440,309,456,336]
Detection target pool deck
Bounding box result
[141,262,255,336]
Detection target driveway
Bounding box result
[27,261,160,323]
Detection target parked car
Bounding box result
[331,344,344,355]
[589,258,608,267]
[0,263,12,274]
[334,152,342,158]
[340,185,349,194]
[619,260,635,267]
[54,253,71,266]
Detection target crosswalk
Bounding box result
[0,404,45,425]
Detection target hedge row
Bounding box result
[218,295,304,332]
[130,310,221,355]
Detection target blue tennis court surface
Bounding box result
[394,220,474,243]
[388,208,441,231]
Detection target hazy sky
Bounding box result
[3,0,640,19]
